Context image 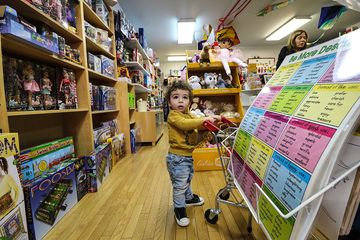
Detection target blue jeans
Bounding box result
[166,153,194,208]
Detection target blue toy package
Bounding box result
[99,85,116,110]
[100,55,114,78]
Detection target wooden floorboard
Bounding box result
[44,128,266,240]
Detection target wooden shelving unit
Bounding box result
[0,1,131,155]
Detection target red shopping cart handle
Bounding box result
[203,120,221,132]
[221,116,233,124]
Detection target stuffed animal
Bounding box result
[200,44,210,66]
[221,102,240,118]
[190,97,205,118]
[191,53,200,63]
[212,47,247,80]
[196,131,216,148]
[204,73,217,89]
[216,73,226,88]
[203,100,217,116]
[188,75,202,89]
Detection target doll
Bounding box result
[41,70,53,106]
[8,66,22,106]
[23,64,40,110]
[59,69,70,93]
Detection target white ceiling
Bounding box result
[118,0,360,62]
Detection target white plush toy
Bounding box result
[204,73,217,89]
[188,75,202,89]
[212,47,247,80]
[221,102,240,118]
[190,97,205,118]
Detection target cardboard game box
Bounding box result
[23,160,78,240]
[0,133,28,239]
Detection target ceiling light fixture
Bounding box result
[177,19,196,44]
[266,16,312,41]
[167,55,187,62]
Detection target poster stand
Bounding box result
[230,29,360,239]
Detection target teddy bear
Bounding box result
[220,102,240,118]
[188,75,202,89]
[199,44,210,66]
[203,100,218,117]
[190,97,205,118]
[204,72,217,89]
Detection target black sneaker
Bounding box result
[186,194,204,206]
[174,207,190,227]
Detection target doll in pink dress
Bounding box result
[23,64,40,110]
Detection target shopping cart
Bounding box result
[203,116,252,233]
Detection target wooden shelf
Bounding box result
[124,38,150,60]
[124,62,150,76]
[83,2,114,36]
[241,88,262,93]
[187,62,239,71]
[1,35,85,70]
[2,0,82,42]
[86,37,115,60]
[133,83,152,94]
[92,110,119,114]
[88,69,117,82]
[193,88,241,96]
[7,108,88,117]
[129,120,136,125]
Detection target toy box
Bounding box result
[88,52,95,71]
[57,68,78,109]
[94,55,102,73]
[93,125,111,148]
[0,133,28,239]
[23,160,78,240]
[74,158,89,201]
[106,134,125,169]
[0,202,28,240]
[0,6,59,54]
[84,21,96,40]
[102,119,119,136]
[192,148,222,171]
[99,85,116,110]
[95,0,109,25]
[83,143,112,192]
[100,55,114,78]
[92,84,101,110]
[128,92,135,109]
[19,137,75,185]
[40,65,57,110]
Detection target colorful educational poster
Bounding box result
[246,137,273,179]
[259,185,295,240]
[288,53,335,85]
[319,50,360,84]
[238,164,263,209]
[264,151,311,211]
[231,29,360,240]
[233,129,252,159]
[275,118,336,172]
[295,83,360,127]
[232,151,244,180]
[254,112,290,148]
[269,85,312,115]
[267,62,302,86]
[252,86,283,109]
[240,107,265,134]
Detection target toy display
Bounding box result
[41,66,57,110]
[23,160,78,240]
[99,85,116,110]
[189,97,240,119]
[74,158,88,201]
[93,125,111,148]
[100,55,114,78]
[19,137,75,185]
[22,63,42,110]
[102,119,119,136]
[0,133,28,239]
[3,56,25,110]
[220,102,240,118]
[188,75,202,89]
[58,68,78,109]
[84,143,112,192]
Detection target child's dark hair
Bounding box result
[165,80,193,102]
[0,157,9,174]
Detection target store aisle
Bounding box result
[44,130,266,240]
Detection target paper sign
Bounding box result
[264,151,311,210]
[288,53,335,85]
[253,86,283,109]
[259,185,295,240]
[269,85,313,115]
[254,112,290,148]
[233,129,252,159]
[238,164,263,209]
[275,118,336,172]
[246,137,273,179]
[232,151,245,180]
[240,107,265,134]
[267,62,302,86]
[295,83,360,127]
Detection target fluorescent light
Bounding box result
[266,16,311,41]
[178,19,196,44]
[167,55,187,62]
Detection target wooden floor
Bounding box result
[44,129,267,240]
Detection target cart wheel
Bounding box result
[247,226,252,233]
[205,209,218,224]
[218,190,230,200]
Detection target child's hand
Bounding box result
[212,115,222,122]
[204,115,221,123]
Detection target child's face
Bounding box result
[169,89,190,113]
